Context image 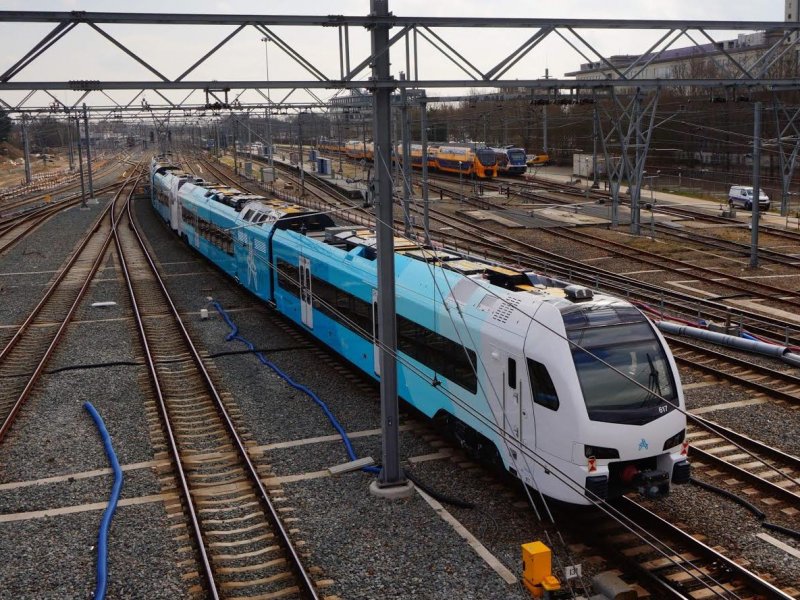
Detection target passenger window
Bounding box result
[508,358,517,390]
[527,358,559,410]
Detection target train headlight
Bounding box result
[583,445,619,460]
[662,430,686,451]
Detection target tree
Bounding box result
[0,109,11,143]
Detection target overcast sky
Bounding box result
[0,1,786,111]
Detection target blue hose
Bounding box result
[740,331,759,342]
[212,301,380,474]
[83,401,124,600]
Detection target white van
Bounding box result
[728,185,770,211]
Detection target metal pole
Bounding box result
[66,113,74,170]
[592,104,599,189]
[542,104,548,156]
[266,108,274,181]
[232,114,238,176]
[337,114,343,176]
[421,98,430,244]
[630,92,642,235]
[299,114,305,196]
[83,104,94,199]
[751,101,762,268]
[370,0,407,492]
[75,116,87,208]
[246,109,251,145]
[21,114,32,184]
[400,72,412,237]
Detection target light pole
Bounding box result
[299,111,306,196]
[337,113,343,177]
[261,36,275,182]
[458,161,464,203]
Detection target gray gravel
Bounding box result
[0,200,112,327]
[0,193,188,598]
[0,503,187,600]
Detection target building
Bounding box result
[565,32,770,82]
[566,1,797,83]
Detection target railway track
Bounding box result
[667,336,800,404]
[585,497,798,599]
[120,180,320,598]
[0,180,128,256]
[688,415,800,510]
[0,164,145,443]
[542,226,800,312]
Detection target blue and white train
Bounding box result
[492,146,529,176]
[150,155,690,505]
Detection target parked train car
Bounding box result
[150,157,690,505]
[433,145,497,179]
[318,138,348,154]
[492,146,528,176]
[394,143,437,170]
[344,140,374,161]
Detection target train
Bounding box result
[318,138,349,154]
[150,155,690,505]
[492,146,528,176]
[332,140,498,179]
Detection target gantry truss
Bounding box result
[2,10,800,114]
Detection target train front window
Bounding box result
[508,149,527,164]
[476,149,497,166]
[566,311,677,424]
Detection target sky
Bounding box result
[0,1,786,112]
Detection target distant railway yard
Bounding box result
[0,144,797,600]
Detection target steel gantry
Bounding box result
[4,5,800,496]
[2,11,800,107]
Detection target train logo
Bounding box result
[639,438,649,451]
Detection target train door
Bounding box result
[372,289,380,376]
[299,256,313,328]
[489,347,526,456]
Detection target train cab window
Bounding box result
[508,358,517,390]
[527,358,559,411]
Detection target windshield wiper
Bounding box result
[638,353,663,408]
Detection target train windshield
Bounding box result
[563,304,677,424]
[507,149,527,164]
[475,148,497,166]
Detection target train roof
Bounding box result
[318,225,606,306]
[179,180,331,232]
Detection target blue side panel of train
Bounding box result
[270,230,473,426]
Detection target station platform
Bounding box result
[265,153,368,200]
